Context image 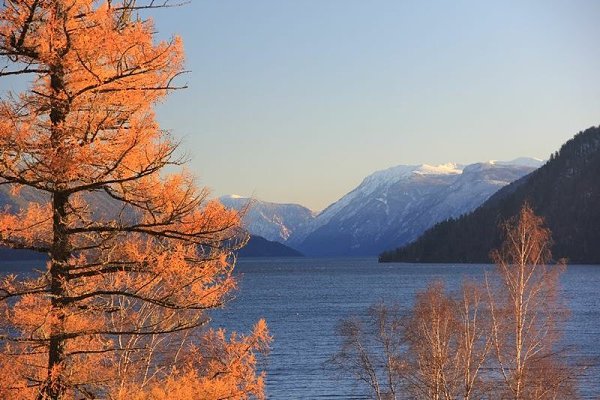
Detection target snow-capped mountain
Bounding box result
[288,163,463,244]
[291,158,543,256]
[219,195,315,243]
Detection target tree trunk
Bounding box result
[40,21,70,396]
[39,192,69,400]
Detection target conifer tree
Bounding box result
[0,1,269,399]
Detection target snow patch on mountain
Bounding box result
[414,163,463,175]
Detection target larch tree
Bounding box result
[0,1,269,399]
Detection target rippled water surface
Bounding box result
[212,258,600,399]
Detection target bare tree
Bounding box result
[404,281,491,400]
[455,281,493,400]
[331,283,492,400]
[330,303,406,400]
[487,203,576,399]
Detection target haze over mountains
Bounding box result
[223,158,542,257]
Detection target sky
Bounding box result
[6,1,600,211]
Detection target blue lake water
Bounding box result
[2,257,599,398]
[212,258,600,399]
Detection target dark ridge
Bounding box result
[237,235,304,258]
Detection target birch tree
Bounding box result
[487,204,574,399]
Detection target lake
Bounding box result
[2,258,599,398]
[212,258,600,399]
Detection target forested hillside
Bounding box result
[380,126,600,264]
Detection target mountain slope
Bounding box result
[293,160,541,257]
[219,195,315,243]
[380,126,600,264]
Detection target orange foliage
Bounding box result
[0,1,268,399]
[123,320,271,400]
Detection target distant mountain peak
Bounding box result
[359,163,464,194]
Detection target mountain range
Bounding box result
[379,126,600,264]
[223,158,542,257]
[6,126,596,261]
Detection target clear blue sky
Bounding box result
[48,2,600,210]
